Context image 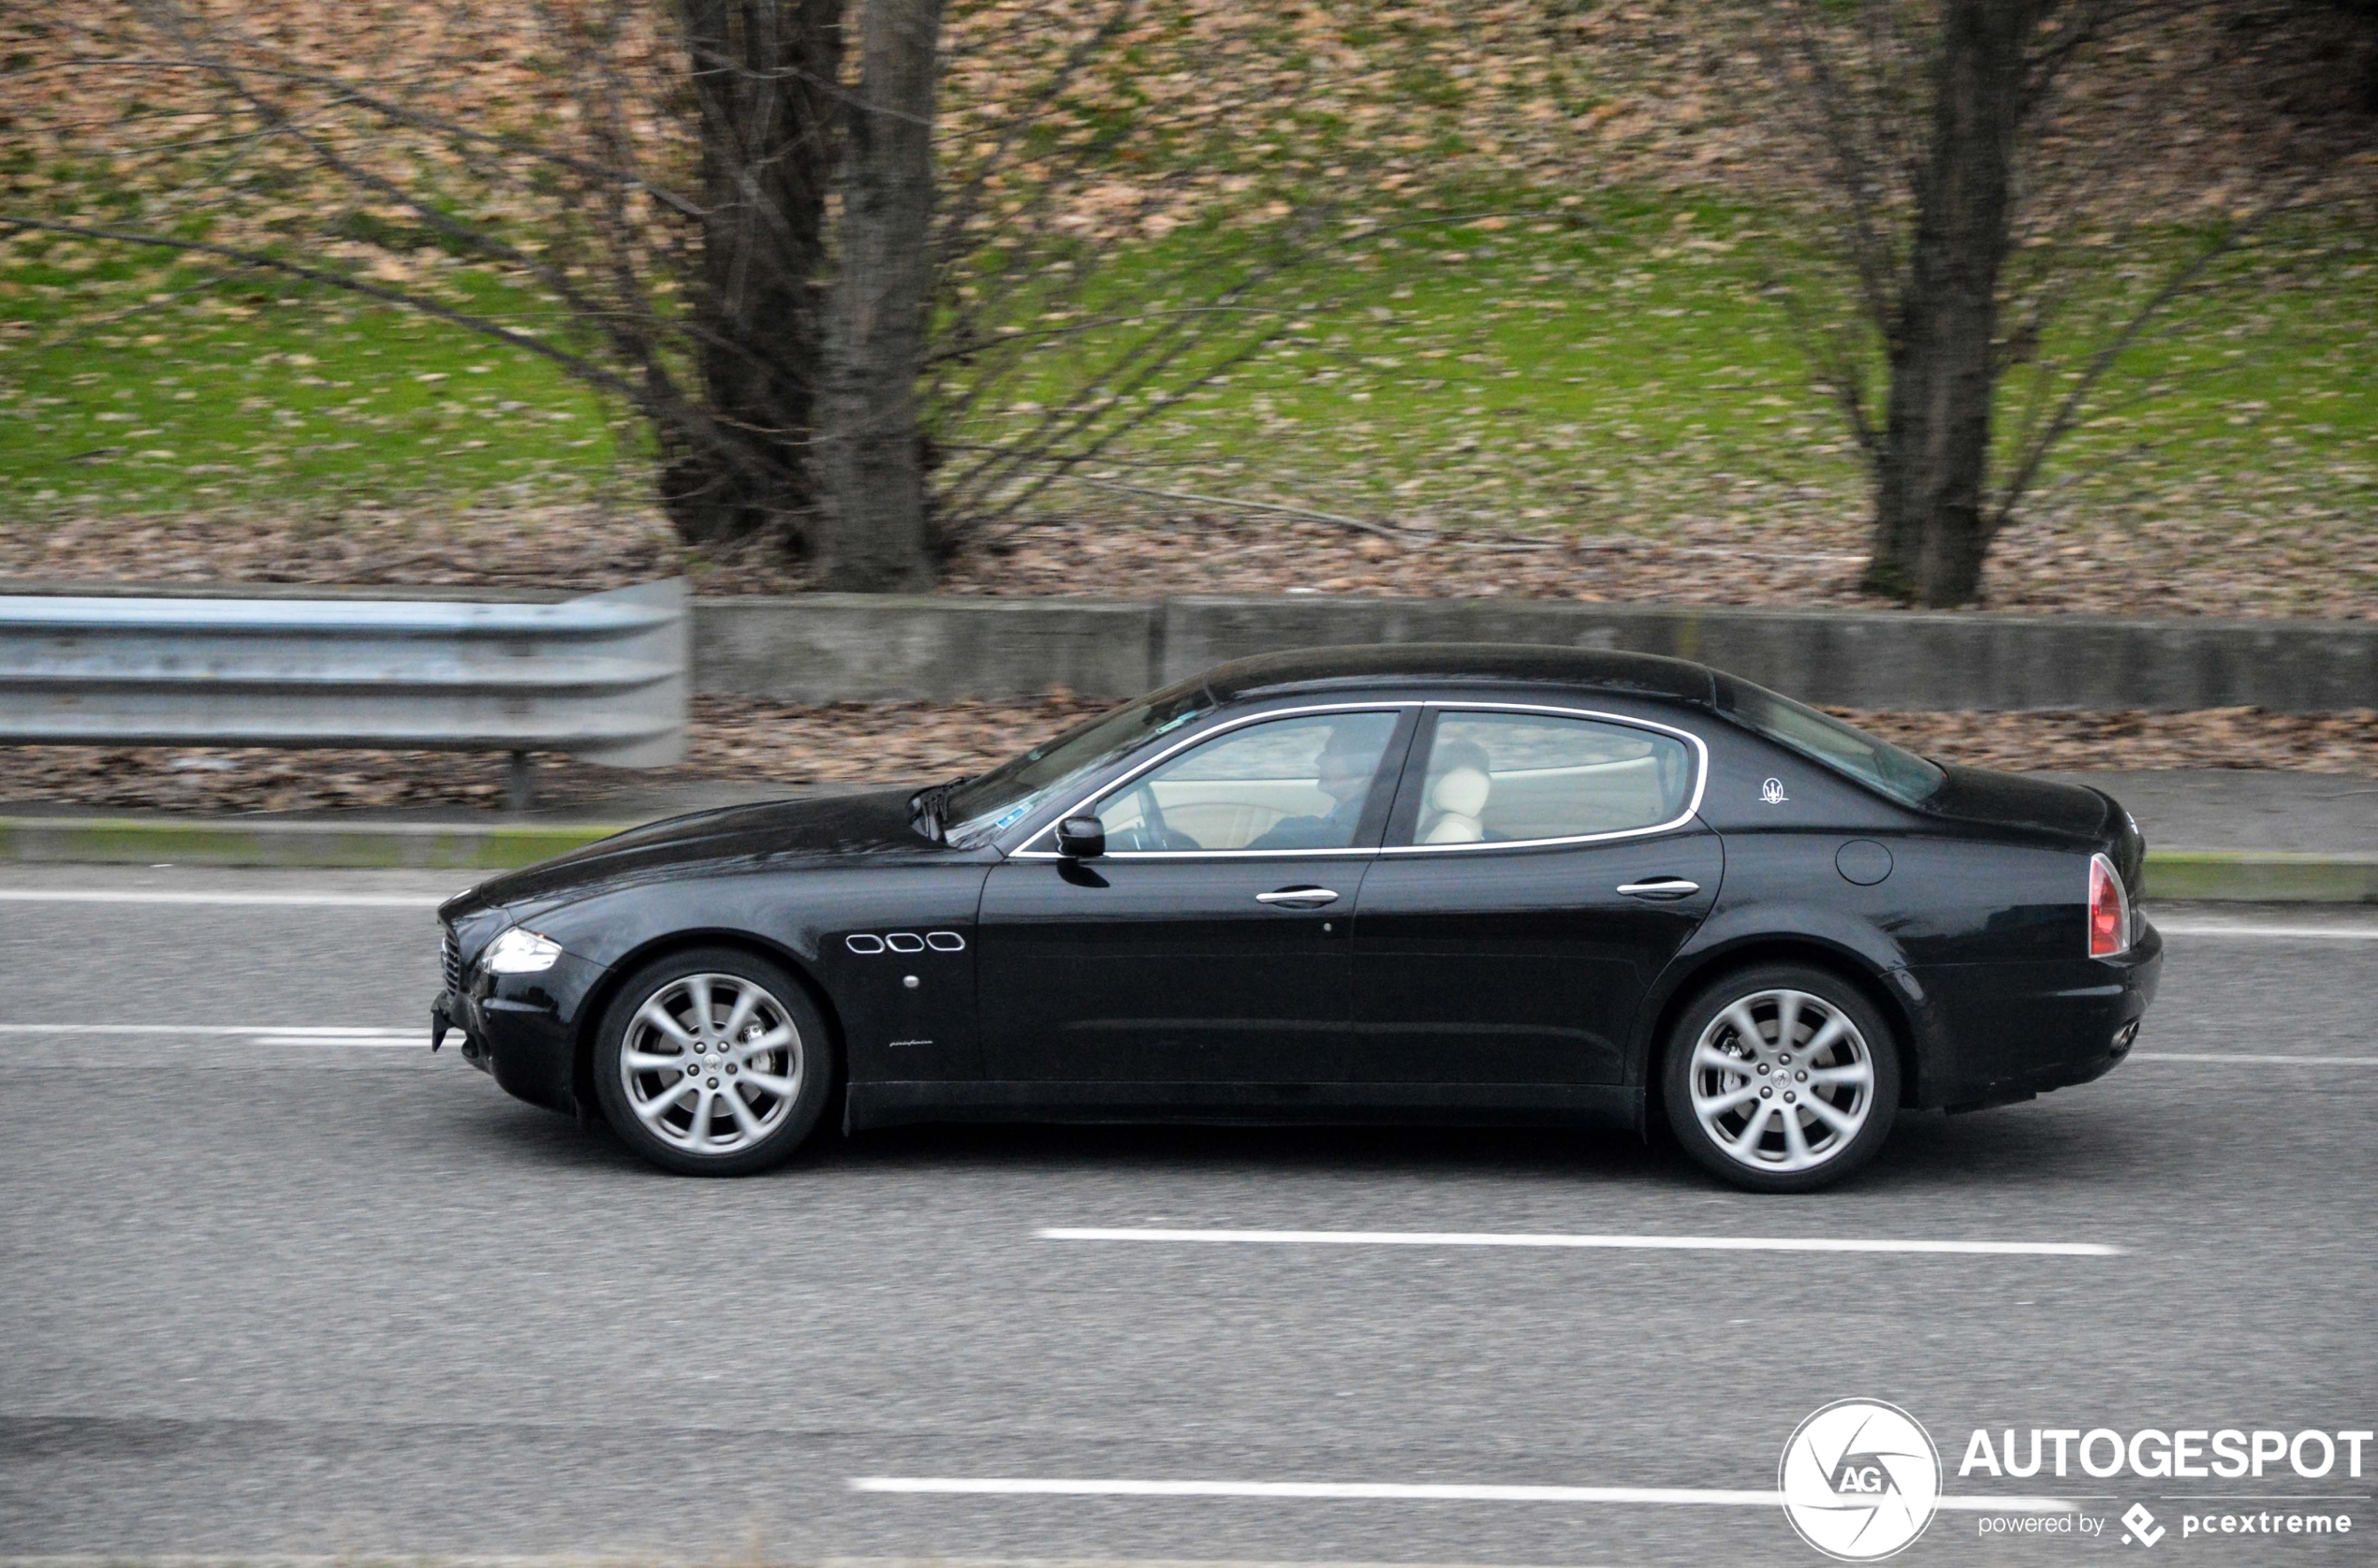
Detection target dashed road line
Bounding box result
[0,889,446,908]
[2130,1051,2378,1065]
[849,1476,2078,1513]
[2152,920,2378,940]
[0,1024,423,1048]
[1037,1227,2122,1256]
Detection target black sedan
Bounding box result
[433,645,2161,1192]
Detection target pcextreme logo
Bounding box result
[1780,1399,1943,1561]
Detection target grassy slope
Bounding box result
[3,191,2372,566]
[0,253,617,516]
[971,195,2378,544]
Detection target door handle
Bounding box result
[1616,877,1701,901]
[1256,887,1340,908]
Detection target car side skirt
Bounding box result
[847,1078,1641,1132]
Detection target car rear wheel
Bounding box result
[1662,964,1900,1193]
[592,948,833,1177]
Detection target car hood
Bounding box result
[1924,762,2113,842]
[439,788,952,923]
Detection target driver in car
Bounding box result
[1247,723,1382,851]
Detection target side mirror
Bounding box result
[1055,815,1107,859]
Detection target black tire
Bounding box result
[591,946,835,1177]
[1661,962,1901,1194]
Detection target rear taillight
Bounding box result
[2089,853,2130,959]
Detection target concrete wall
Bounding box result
[697,595,1160,703]
[693,593,2378,712]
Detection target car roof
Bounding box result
[1195,642,1722,709]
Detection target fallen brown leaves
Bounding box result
[7,499,2372,620]
[0,502,691,594]
[683,694,1108,786]
[1,694,2368,817]
[0,694,1103,814]
[1833,706,2378,776]
[12,0,2370,272]
[941,508,2378,621]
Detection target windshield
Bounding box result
[1717,678,1946,808]
[941,684,1214,846]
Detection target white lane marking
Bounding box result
[0,1024,425,1048]
[0,1024,412,1034]
[2131,1051,2378,1065]
[1038,1227,2121,1256]
[849,1477,2077,1513]
[0,889,447,908]
[2154,921,2378,940]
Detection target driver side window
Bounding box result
[1094,711,1401,853]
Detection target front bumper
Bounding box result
[433,945,606,1115]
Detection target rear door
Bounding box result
[1349,705,1721,1085]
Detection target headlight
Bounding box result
[482,926,564,974]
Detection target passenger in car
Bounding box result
[1246,721,1388,850]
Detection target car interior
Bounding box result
[1090,709,1692,852]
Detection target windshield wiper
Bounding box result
[910,774,971,842]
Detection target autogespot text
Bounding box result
[1959,1427,2372,1480]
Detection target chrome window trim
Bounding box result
[1004,698,1708,862]
[1006,701,1416,861]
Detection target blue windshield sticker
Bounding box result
[991,804,1031,830]
[1151,711,1196,738]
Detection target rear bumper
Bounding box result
[434,949,605,1115]
[1913,919,2163,1111]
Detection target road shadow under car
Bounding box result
[456,1077,2158,1196]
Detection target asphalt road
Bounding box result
[2,866,2372,1567]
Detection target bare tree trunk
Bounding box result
[816,0,944,592]
[665,0,844,551]
[1862,0,2031,608]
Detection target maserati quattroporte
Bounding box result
[433,645,2160,1191]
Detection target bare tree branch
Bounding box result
[11,55,707,218]
[1986,174,2319,533]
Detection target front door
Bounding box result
[1350,706,1721,1085]
[976,708,1411,1085]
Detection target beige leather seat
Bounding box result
[1420,765,1490,843]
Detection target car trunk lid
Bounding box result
[1924,762,2116,843]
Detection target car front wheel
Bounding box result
[1662,964,1900,1193]
[592,948,833,1177]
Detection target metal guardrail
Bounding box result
[0,579,688,802]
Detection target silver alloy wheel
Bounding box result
[618,973,804,1156]
[1686,988,1875,1174]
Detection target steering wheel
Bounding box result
[1118,781,1202,852]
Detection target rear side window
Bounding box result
[1398,711,1695,846]
[1716,678,1946,808]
